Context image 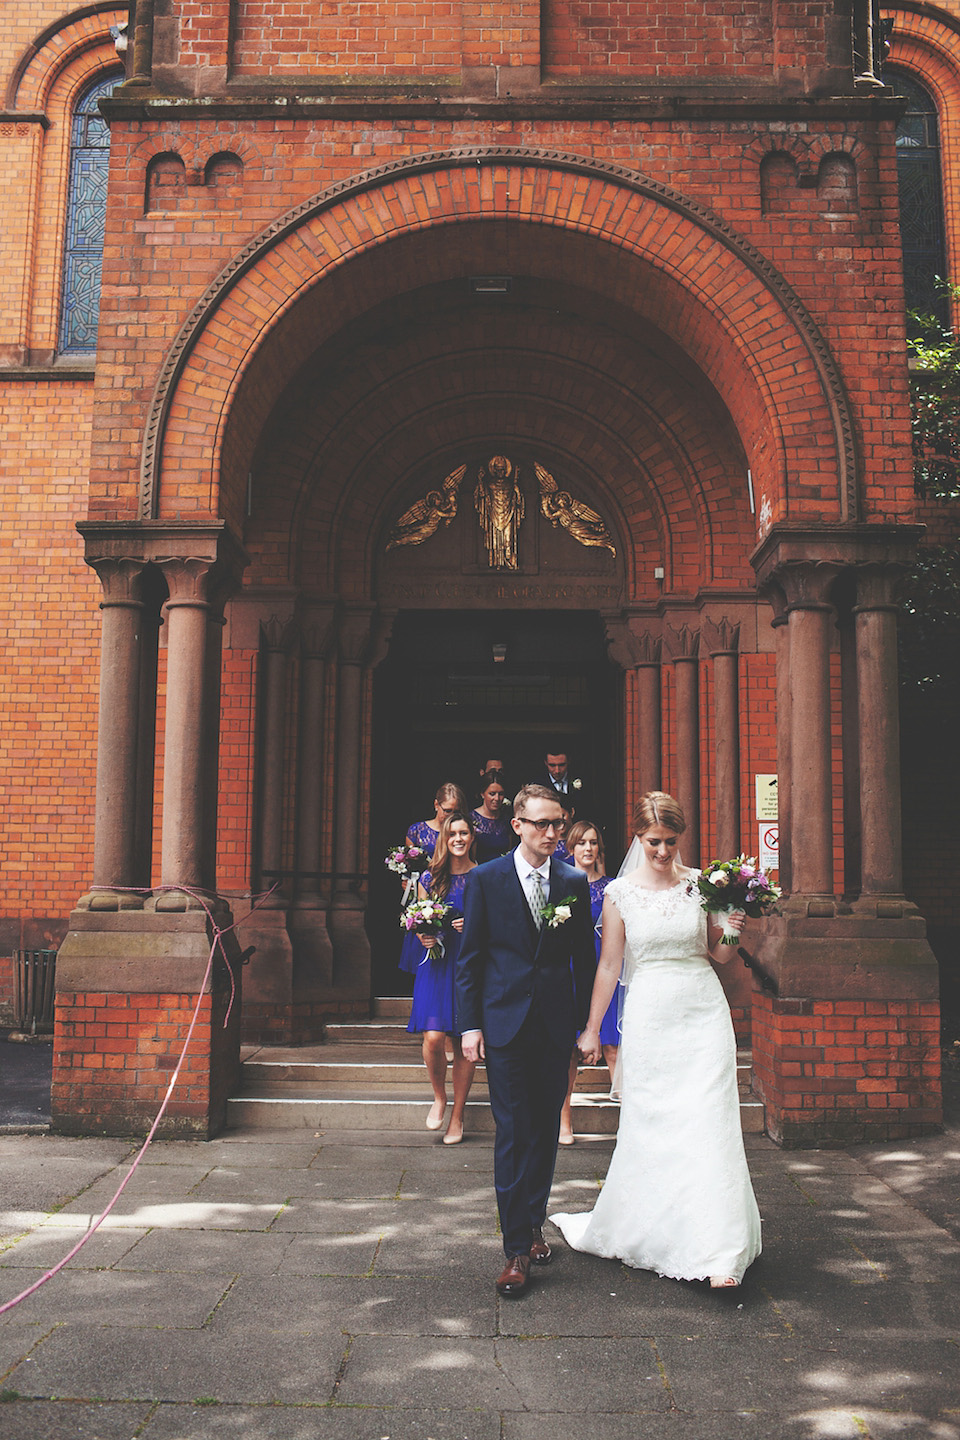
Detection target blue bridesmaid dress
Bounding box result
[397,820,438,977]
[589,874,621,1047]
[469,809,513,864]
[406,870,469,1035]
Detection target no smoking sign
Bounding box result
[759,824,779,872]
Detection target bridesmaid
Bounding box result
[470,769,513,863]
[407,811,478,1145]
[399,782,468,977]
[558,820,618,1145]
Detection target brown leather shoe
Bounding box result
[496,1253,531,1297]
[529,1228,552,1265]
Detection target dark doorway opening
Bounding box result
[369,609,622,993]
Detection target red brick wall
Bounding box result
[753,992,942,1146]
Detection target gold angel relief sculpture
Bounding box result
[386,456,615,565]
[535,462,616,556]
[385,464,467,549]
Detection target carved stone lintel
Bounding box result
[701,616,741,657]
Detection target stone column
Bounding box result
[257,617,297,905]
[703,618,741,861]
[664,623,700,867]
[855,564,906,905]
[780,562,841,906]
[329,604,377,994]
[295,604,337,911]
[86,557,148,905]
[770,592,792,894]
[156,557,214,902]
[634,632,663,796]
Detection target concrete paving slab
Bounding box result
[38,1198,288,1232]
[270,1198,410,1232]
[0,1268,233,1329]
[334,1335,524,1410]
[3,1325,348,1403]
[497,1251,791,1338]
[54,1165,216,1212]
[656,1336,960,1414]
[139,1401,502,1440]
[274,1232,383,1277]
[772,1277,960,1338]
[215,1274,496,1338]
[371,1229,504,1278]
[504,1416,769,1440]
[116,1228,295,1276]
[0,1398,154,1439]
[0,1138,134,1234]
[495,1335,672,1412]
[0,1224,148,1271]
[141,1139,326,1168]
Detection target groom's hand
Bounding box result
[461,1029,485,1063]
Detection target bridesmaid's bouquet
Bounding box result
[400,896,451,958]
[697,856,781,944]
[385,842,427,904]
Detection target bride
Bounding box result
[550,791,761,1288]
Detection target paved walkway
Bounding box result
[0,1074,958,1439]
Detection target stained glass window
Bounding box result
[888,70,948,325]
[58,72,121,355]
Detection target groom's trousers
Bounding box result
[484,1008,572,1258]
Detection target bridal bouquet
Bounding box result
[385,842,427,904]
[400,895,451,957]
[384,843,426,881]
[697,856,781,944]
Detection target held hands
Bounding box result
[578,1028,602,1066]
[461,1029,485,1063]
[452,917,464,933]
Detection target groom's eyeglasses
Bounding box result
[518,817,563,832]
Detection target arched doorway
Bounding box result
[369,607,622,992]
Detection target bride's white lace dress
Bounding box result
[550,875,762,1282]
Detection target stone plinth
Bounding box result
[51,905,243,1139]
[749,909,942,1147]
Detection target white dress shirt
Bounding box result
[514,849,550,920]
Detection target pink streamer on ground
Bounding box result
[0,883,277,1316]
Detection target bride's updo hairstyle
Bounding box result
[632,791,686,837]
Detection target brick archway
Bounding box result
[141,148,859,531]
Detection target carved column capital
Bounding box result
[87,556,148,608]
[157,555,216,608]
[299,601,337,661]
[701,616,741,657]
[776,560,845,612]
[337,604,378,666]
[260,616,299,653]
[662,623,700,663]
[853,560,908,615]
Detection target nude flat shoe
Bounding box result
[709,1276,739,1289]
[425,1100,447,1131]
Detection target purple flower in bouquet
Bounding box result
[697,855,781,943]
[400,895,451,956]
[384,843,426,881]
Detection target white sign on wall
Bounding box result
[759,823,779,873]
[755,774,778,821]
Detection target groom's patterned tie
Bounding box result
[527,870,546,929]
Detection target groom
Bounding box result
[457,784,596,1297]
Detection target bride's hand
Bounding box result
[578,1029,601,1065]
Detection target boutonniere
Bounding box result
[572,778,582,791]
[542,895,578,928]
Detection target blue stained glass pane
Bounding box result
[59,72,121,355]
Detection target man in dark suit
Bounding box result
[541,747,587,818]
[457,784,596,1297]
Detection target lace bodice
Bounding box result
[605,874,708,978]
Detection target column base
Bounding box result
[51,905,243,1139]
[749,911,942,1147]
[231,898,366,1044]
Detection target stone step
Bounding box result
[226,1089,765,1134]
[231,1006,764,1136]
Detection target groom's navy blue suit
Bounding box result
[456,853,596,1258]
